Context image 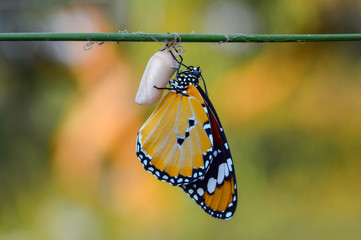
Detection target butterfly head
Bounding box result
[190,66,202,77]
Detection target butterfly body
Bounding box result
[136,61,237,220]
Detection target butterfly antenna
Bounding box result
[200,74,208,96]
[169,48,189,75]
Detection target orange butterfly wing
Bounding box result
[181,86,237,220]
[136,85,214,186]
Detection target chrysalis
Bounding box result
[135,48,180,105]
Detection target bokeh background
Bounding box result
[1,0,361,239]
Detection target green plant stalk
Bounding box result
[0,32,361,42]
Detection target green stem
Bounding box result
[0,32,361,42]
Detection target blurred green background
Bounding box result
[1,0,361,239]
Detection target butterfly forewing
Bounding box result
[181,86,237,220]
[137,85,214,186]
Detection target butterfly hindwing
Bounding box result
[181,86,237,220]
[137,85,214,186]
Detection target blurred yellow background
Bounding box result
[1,0,361,239]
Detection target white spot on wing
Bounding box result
[205,160,209,169]
[227,158,233,171]
[197,188,204,196]
[224,162,229,177]
[207,177,217,194]
[217,163,225,184]
[204,122,211,130]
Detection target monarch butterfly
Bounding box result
[136,52,237,220]
[135,47,180,105]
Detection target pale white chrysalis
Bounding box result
[135,48,180,105]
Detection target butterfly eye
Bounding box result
[135,48,180,106]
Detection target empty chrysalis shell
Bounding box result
[135,48,180,105]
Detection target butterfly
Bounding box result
[136,52,237,220]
